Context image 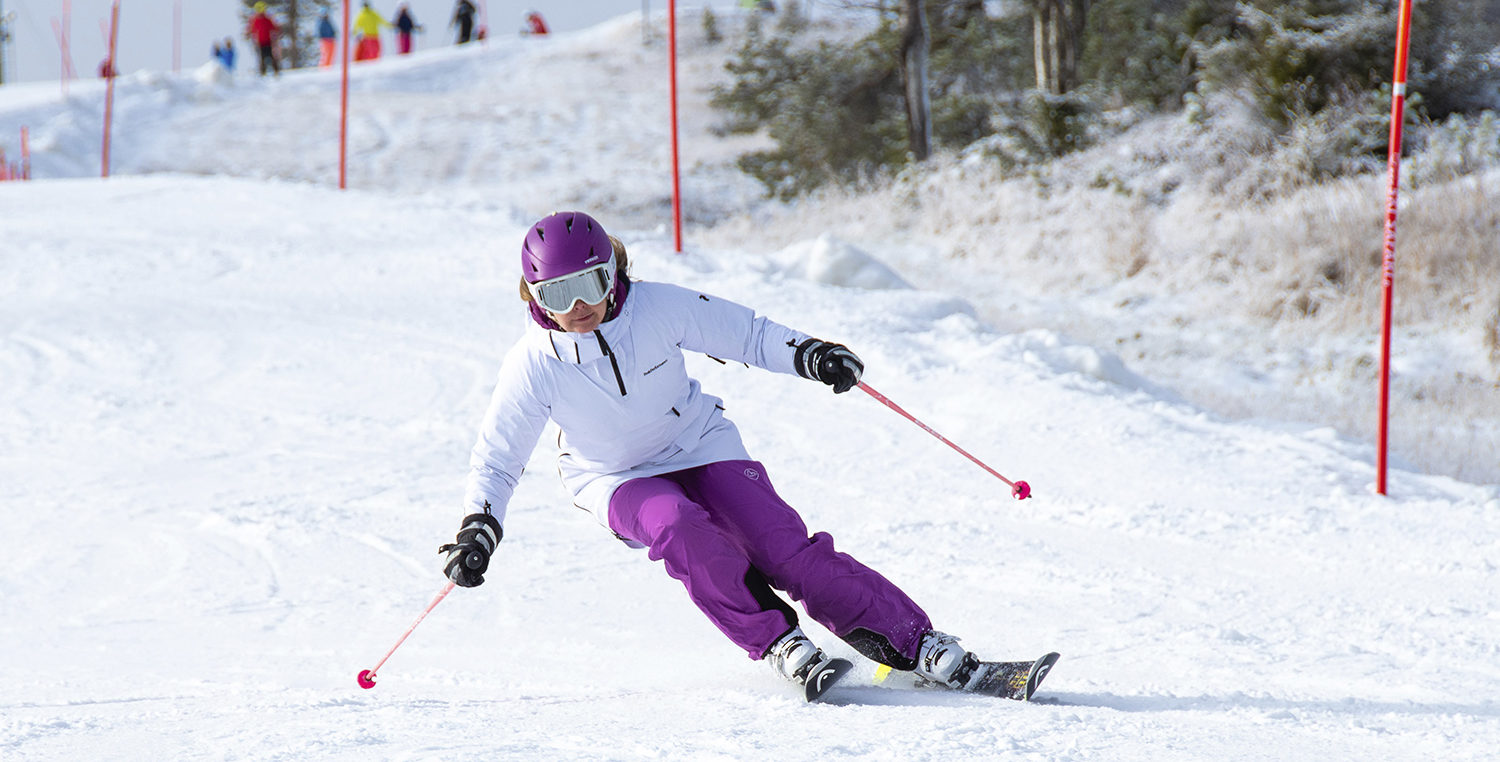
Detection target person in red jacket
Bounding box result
[522,10,548,35]
[247,2,281,77]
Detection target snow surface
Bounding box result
[3,10,1499,762]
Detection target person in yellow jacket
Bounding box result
[353,2,391,62]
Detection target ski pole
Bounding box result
[357,579,458,689]
[857,381,1031,499]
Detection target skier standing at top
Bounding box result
[521,9,549,35]
[219,37,237,72]
[353,1,390,61]
[246,2,280,76]
[317,10,338,67]
[394,4,421,55]
[438,211,1056,701]
[451,0,477,44]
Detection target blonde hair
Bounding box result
[519,235,629,303]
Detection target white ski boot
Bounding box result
[914,630,1062,700]
[914,630,982,689]
[765,626,852,702]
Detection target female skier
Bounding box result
[441,211,1021,700]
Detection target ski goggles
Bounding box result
[527,262,616,314]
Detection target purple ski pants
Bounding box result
[608,459,932,663]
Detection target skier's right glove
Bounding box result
[795,339,864,394]
[438,512,503,587]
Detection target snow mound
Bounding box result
[775,234,912,291]
[192,61,233,88]
[1005,329,1175,399]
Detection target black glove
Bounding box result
[795,339,864,394]
[438,512,503,587]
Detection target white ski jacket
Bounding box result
[464,280,811,532]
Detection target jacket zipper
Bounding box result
[595,331,627,396]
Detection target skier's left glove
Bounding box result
[438,512,503,587]
[796,339,864,394]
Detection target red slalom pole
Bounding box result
[356,580,457,689]
[101,1,120,178]
[857,381,1031,499]
[338,0,351,189]
[172,0,181,74]
[1376,0,1413,496]
[667,0,683,252]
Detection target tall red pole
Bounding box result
[339,0,351,189]
[1376,0,1413,496]
[20,126,30,179]
[54,0,75,94]
[101,1,120,178]
[64,0,74,82]
[667,0,683,252]
[172,0,181,74]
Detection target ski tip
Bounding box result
[1022,653,1060,701]
[805,658,854,703]
[357,669,377,689]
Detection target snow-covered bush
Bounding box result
[1408,111,1500,186]
[710,3,1027,198]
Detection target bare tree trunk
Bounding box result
[1031,0,1088,95]
[901,0,931,161]
[1062,0,1089,93]
[1032,0,1053,93]
[284,0,302,68]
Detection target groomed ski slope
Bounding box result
[2,11,1498,762]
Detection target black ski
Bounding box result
[966,652,1060,700]
[878,651,1060,701]
[804,657,853,702]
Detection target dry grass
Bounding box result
[704,102,1500,484]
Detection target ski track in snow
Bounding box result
[2,11,1498,762]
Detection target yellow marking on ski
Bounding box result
[873,664,893,684]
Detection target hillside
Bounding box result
[2,9,1498,761]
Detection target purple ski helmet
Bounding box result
[521,211,614,285]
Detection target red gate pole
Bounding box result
[1376,0,1413,496]
[101,1,120,178]
[54,0,76,95]
[172,0,181,74]
[339,0,351,189]
[667,0,683,252]
[20,126,30,179]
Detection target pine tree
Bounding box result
[711,1,1032,197]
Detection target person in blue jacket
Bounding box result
[218,37,237,72]
[318,11,338,67]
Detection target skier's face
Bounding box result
[549,298,608,333]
